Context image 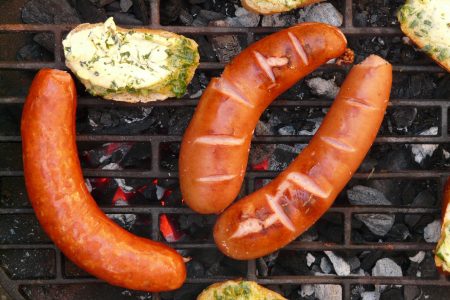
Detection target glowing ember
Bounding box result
[253,158,269,171]
[159,214,184,242]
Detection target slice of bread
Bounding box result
[242,0,323,14]
[398,0,450,72]
[197,280,286,300]
[63,18,199,102]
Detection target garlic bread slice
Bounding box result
[397,0,450,72]
[197,280,286,300]
[63,18,199,102]
[242,0,323,15]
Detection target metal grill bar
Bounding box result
[0,0,449,299]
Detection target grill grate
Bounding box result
[0,0,449,299]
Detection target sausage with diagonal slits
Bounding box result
[214,55,392,259]
[179,23,348,214]
[21,69,186,291]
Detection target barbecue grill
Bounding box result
[0,0,449,299]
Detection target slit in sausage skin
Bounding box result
[345,97,377,110]
[230,214,279,239]
[194,135,245,146]
[286,172,332,199]
[287,32,309,65]
[196,174,237,182]
[266,194,296,232]
[253,51,276,82]
[212,79,254,108]
[320,136,356,153]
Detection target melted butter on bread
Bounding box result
[398,0,450,72]
[63,18,199,102]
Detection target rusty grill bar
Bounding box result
[0,0,449,299]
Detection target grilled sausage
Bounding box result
[179,23,348,214]
[214,55,392,260]
[21,69,186,291]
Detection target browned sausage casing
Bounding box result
[214,55,392,260]
[21,69,186,291]
[179,23,347,214]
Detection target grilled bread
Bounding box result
[197,280,286,300]
[241,0,323,14]
[435,180,450,273]
[397,0,450,72]
[63,18,199,102]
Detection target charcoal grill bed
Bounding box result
[0,0,449,299]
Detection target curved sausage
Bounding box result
[179,23,348,214]
[21,69,186,291]
[214,55,392,260]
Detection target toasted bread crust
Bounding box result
[197,280,286,300]
[397,0,450,73]
[64,21,199,103]
[241,0,323,14]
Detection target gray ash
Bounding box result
[353,0,404,27]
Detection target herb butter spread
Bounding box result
[63,18,199,102]
[398,0,450,72]
[197,280,286,300]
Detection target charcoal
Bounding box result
[423,220,440,243]
[360,251,383,271]
[257,257,269,277]
[385,223,411,241]
[168,108,195,135]
[367,180,400,205]
[189,0,206,4]
[22,0,80,24]
[278,125,296,135]
[89,0,115,6]
[306,253,315,267]
[179,8,194,25]
[372,258,402,292]
[320,257,332,274]
[380,288,402,300]
[231,7,260,27]
[391,107,417,129]
[354,11,368,26]
[33,33,55,52]
[419,254,438,278]
[324,251,350,276]
[300,284,315,297]
[195,36,216,61]
[410,127,439,165]
[314,284,342,300]
[305,77,340,99]
[269,144,298,171]
[317,220,343,244]
[378,149,413,172]
[16,42,52,61]
[361,291,380,300]
[160,0,182,25]
[131,0,148,23]
[347,185,391,206]
[105,1,121,11]
[275,252,310,275]
[298,3,343,27]
[119,0,132,12]
[76,0,108,22]
[0,249,55,279]
[107,12,143,25]
[261,13,297,27]
[171,285,204,300]
[434,75,450,98]
[403,286,421,300]
[107,214,136,230]
[208,22,242,62]
[298,226,319,242]
[356,214,395,237]
[409,251,425,264]
[186,260,205,278]
[121,143,151,169]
